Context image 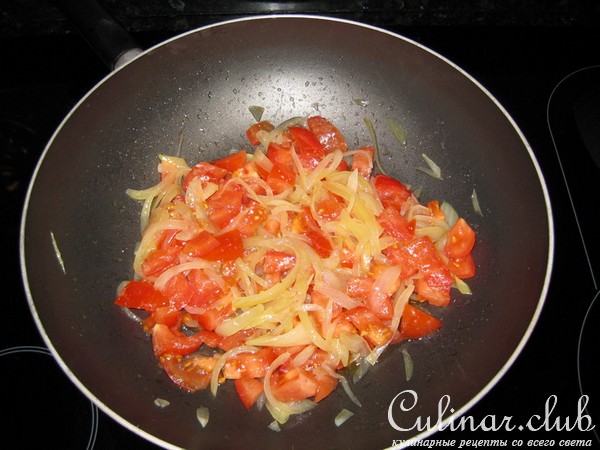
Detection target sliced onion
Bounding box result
[313,283,362,310]
[154,398,170,408]
[385,118,407,146]
[154,260,213,292]
[248,105,264,122]
[417,153,443,180]
[196,406,209,428]
[268,420,281,432]
[471,188,483,216]
[441,201,459,227]
[323,365,362,407]
[401,347,414,381]
[334,408,355,427]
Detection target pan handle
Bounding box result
[56,0,143,70]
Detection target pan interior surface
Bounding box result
[20,15,552,449]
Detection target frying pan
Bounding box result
[19,10,553,450]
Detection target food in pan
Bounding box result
[115,115,476,424]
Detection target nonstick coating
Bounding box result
[20,16,552,450]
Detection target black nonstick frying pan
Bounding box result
[19,8,553,450]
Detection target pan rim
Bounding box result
[18,14,554,450]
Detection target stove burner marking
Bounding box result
[0,345,99,450]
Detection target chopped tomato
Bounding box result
[398,303,442,340]
[312,368,338,402]
[182,162,228,191]
[182,230,221,258]
[192,304,233,331]
[235,378,264,409]
[444,218,476,259]
[236,200,269,238]
[187,269,222,308]
[292,206,332,258]
[144,306,181,329]
[288,126,327,169]
[207,184,244,229]
[161,355,214,392]
[374,174,412,210]
[211,150,247,172]
[416,273,453,306]
[343,307,393,347]
[377,206,415,241]
[307,115,348,152]
[202,229,244,262]
[141,232,183,277]
[151,323,204,357]
[311,290,342,331]
[345,276,374,299]
[223,348,277,379]
[447,253,476,279]
[266,162,296,194]
[367,289,394,321]
[246,121,274,146]
[315,192,345,222]
[263,250,296,274]
[266,142,294,168]
[270,367,318,402]
[162,272,195,310]
[115,280,169,311]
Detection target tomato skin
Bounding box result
[246,121,274,146]
[288,126,327,169]
[115,280,170,311]
[398,304,442,340]
[374,174,412,210]
[235,378,264,409]
[445,218,476,259]
[307,116,348,152]
[211,150,247,172]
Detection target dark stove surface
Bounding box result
[2,2,600,449]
